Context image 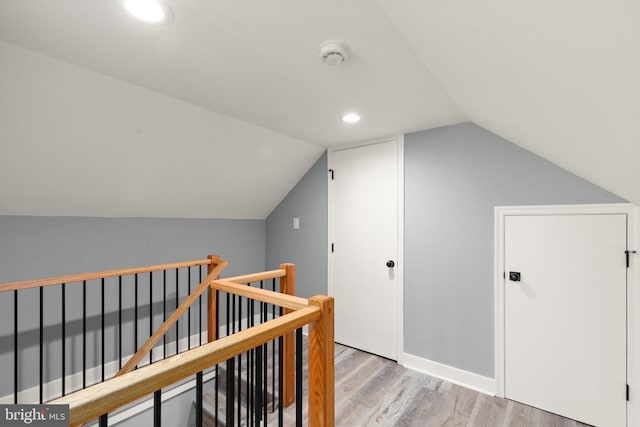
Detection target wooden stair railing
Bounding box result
[0,255,309,422]
[0,258,215,292]
[50,287,335,427]
[116,258,298,407]
[115,258,228,377]
[0,256,217,405]
[207,262,297,407]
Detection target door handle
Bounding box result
[386,260,395,268]
[509,271,521,282]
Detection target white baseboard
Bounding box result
[402,352,496,396]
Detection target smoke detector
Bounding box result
[319,41,350,66]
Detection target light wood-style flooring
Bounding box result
[280,342,591,427]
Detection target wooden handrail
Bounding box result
[210,279,308,311]
[115,260,228,377]
[0,258,213,292]
[221,268,287,285]
[50,306,322,426]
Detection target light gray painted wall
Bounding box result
[266,152,328,298]
[404,123,625,377]
[0,216,265,396]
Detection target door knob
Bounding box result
[386,260,395,268]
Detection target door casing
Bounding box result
[327,136,405,364]
[494,203,639,426]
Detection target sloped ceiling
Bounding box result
[0,0,638,218]
[377,0,640,206]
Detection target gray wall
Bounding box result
[266,152,328,298]
[0,216,265,395]
[404,123,624,377]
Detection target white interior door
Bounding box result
[504,214,627,426]
[330,140,399,360]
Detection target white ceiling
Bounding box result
[0,0,465,146]
[1,0,638,218]
[378,0,640,206]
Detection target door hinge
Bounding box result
[627,384,630,401]
[328,169,334,180]
[331,243,334,253]
[626,250,637,268]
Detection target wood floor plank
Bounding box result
[202,341,591,427]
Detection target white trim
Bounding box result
[329,134,403,152]
[402,352,495,396]
[396,135,405,365]
[628,206,640,427]
[494,203,638,427]
[327,136,405,362]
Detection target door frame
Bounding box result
[494,203,639,426]
[327,135,405,363]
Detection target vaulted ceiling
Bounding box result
[1,0,638,218]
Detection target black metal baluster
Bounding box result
[278,335,284,427]
[238,296,243,426]
[163,270,166,359]
[188,267,191,350]
[149,272,153,364]
[232,294,236,334]
[227,356,235,427]
[259,287,268,424]
[263,341,268,426]
[196,371,203,427]
[39,286,43,404]
[101,278,105,382]
[246,289,252,426]
[225,292,233,426]
[175,268,179,354]
[295,328,303,427]
[215,361,219,427]
[227,294,241,426]
[199,265,203,346]
[99,414,108,427]
[249,287,254,423]
[62,283,66,396]
[134,274,138,365]
[118,276,122,370]
[154,390,162,427]
[226,292,230,338]
[255,342,262,427]
[14,290,18,404]
[83,280,86,389]
[214,289,221,427]
[272,279,276,411]
[238,356,242,426]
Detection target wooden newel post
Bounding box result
[207,255,221,343]
[308,295,335,427]
[280,263,296,407]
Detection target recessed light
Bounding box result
[341,113,361,124]
[124,0,174,24]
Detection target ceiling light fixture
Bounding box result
[341,113,361,124]
[124,0,174,24]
